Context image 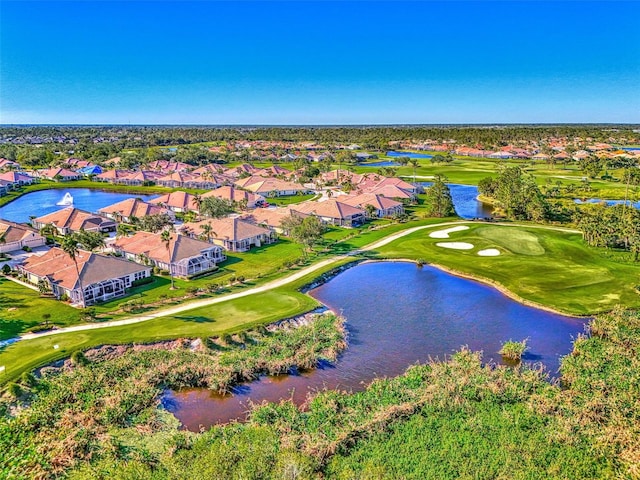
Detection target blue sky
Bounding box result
[1,1,639,124]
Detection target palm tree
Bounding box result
[60,234,86,307]
[199,222,216,243]
[409,159,419,185]
[193,193,203,219]
[161,229,176,289]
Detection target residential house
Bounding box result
[296,199,366,227]
[241,207,308,234]
[113,231,226,277]
[32,207,116,235]
[202,186,265,209]
[149,191,199,213]
[36,168,81,181]
[0,172,34,187]
[98,198,175,223]
[341,193,404,218]
[0,158,20,170]
[235,177,310,197]
[179,217,275,252]
[0,219,46,253]
[18,247,151,305]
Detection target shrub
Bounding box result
[185,286,200,296]
[236,276,245,284]
[499,339,528,361]
[1,264,11,275]
[7,382,22,398]
[237,331,249,344]
[71,351,89,366]
[22,246,31,252]
[20,371,36,387]
[220,333,232,346]
[131,276,154,287]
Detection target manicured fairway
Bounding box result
[0,287,319,385]
[375,223,640,315]
[0,278,81,340]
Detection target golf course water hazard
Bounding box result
[163,262,587,431]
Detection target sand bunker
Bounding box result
[436,242,474,250]
[477,248,500,256]
[429,225,470,239]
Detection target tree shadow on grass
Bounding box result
[172,315,215,323]
[0,318,35,340]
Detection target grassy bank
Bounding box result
[0,313,347,478]
[374,222,640,315]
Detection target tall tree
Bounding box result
[161,229,176,289]
[424,175,455,218]
[60,234,86,307]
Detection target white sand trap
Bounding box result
[477,248,501,256]
[436,242,474,250]
[429,225,470,239]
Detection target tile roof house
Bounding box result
[341,193,404,218]
[36,168,81,182]
[0,219,46,253]
[178,217,275,252]
[241,207,309,234]
[32,207,116,235]
[149,191,199,213]
[0,158,20,170]
[295,199,366,227]
[113,231,225,278]
[18,247,151,306]
[98,198,175,223]
[202,186,265,209]
[234,177,311,197]
[0,172,34,187]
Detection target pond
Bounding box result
[163,262,586,431]
[420,183,493,219]
[386,150,433,159]
[0,188,160,223]
[574,198,640,209]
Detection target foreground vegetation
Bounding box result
[0,313,346,478]
[2,307,639,479]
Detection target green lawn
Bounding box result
[374,222,640,315]
[350,153,634,200]
[0,278,81,340]
[0,259,354,386]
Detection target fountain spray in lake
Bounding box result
[56,192,74,206]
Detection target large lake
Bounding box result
[164,262,586,431]
[0,188,159,223]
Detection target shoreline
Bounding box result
[356,258,590,318]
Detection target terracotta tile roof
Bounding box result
[341,193,403,210]
[180,217,271,242]
[33,207,114,232]
[241,207,308,229]
[149,191,199,211]
[114,231,218,264]
[98,198,171,219]
[0,219,43,243]
[202,186,263,205]
[0,172,33,183]
[295,199,365,220]
[235,177,307,194]
[20,247,148,291]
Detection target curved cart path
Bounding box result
[18,221,579,340]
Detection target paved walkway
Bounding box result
[17,221,579,341]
